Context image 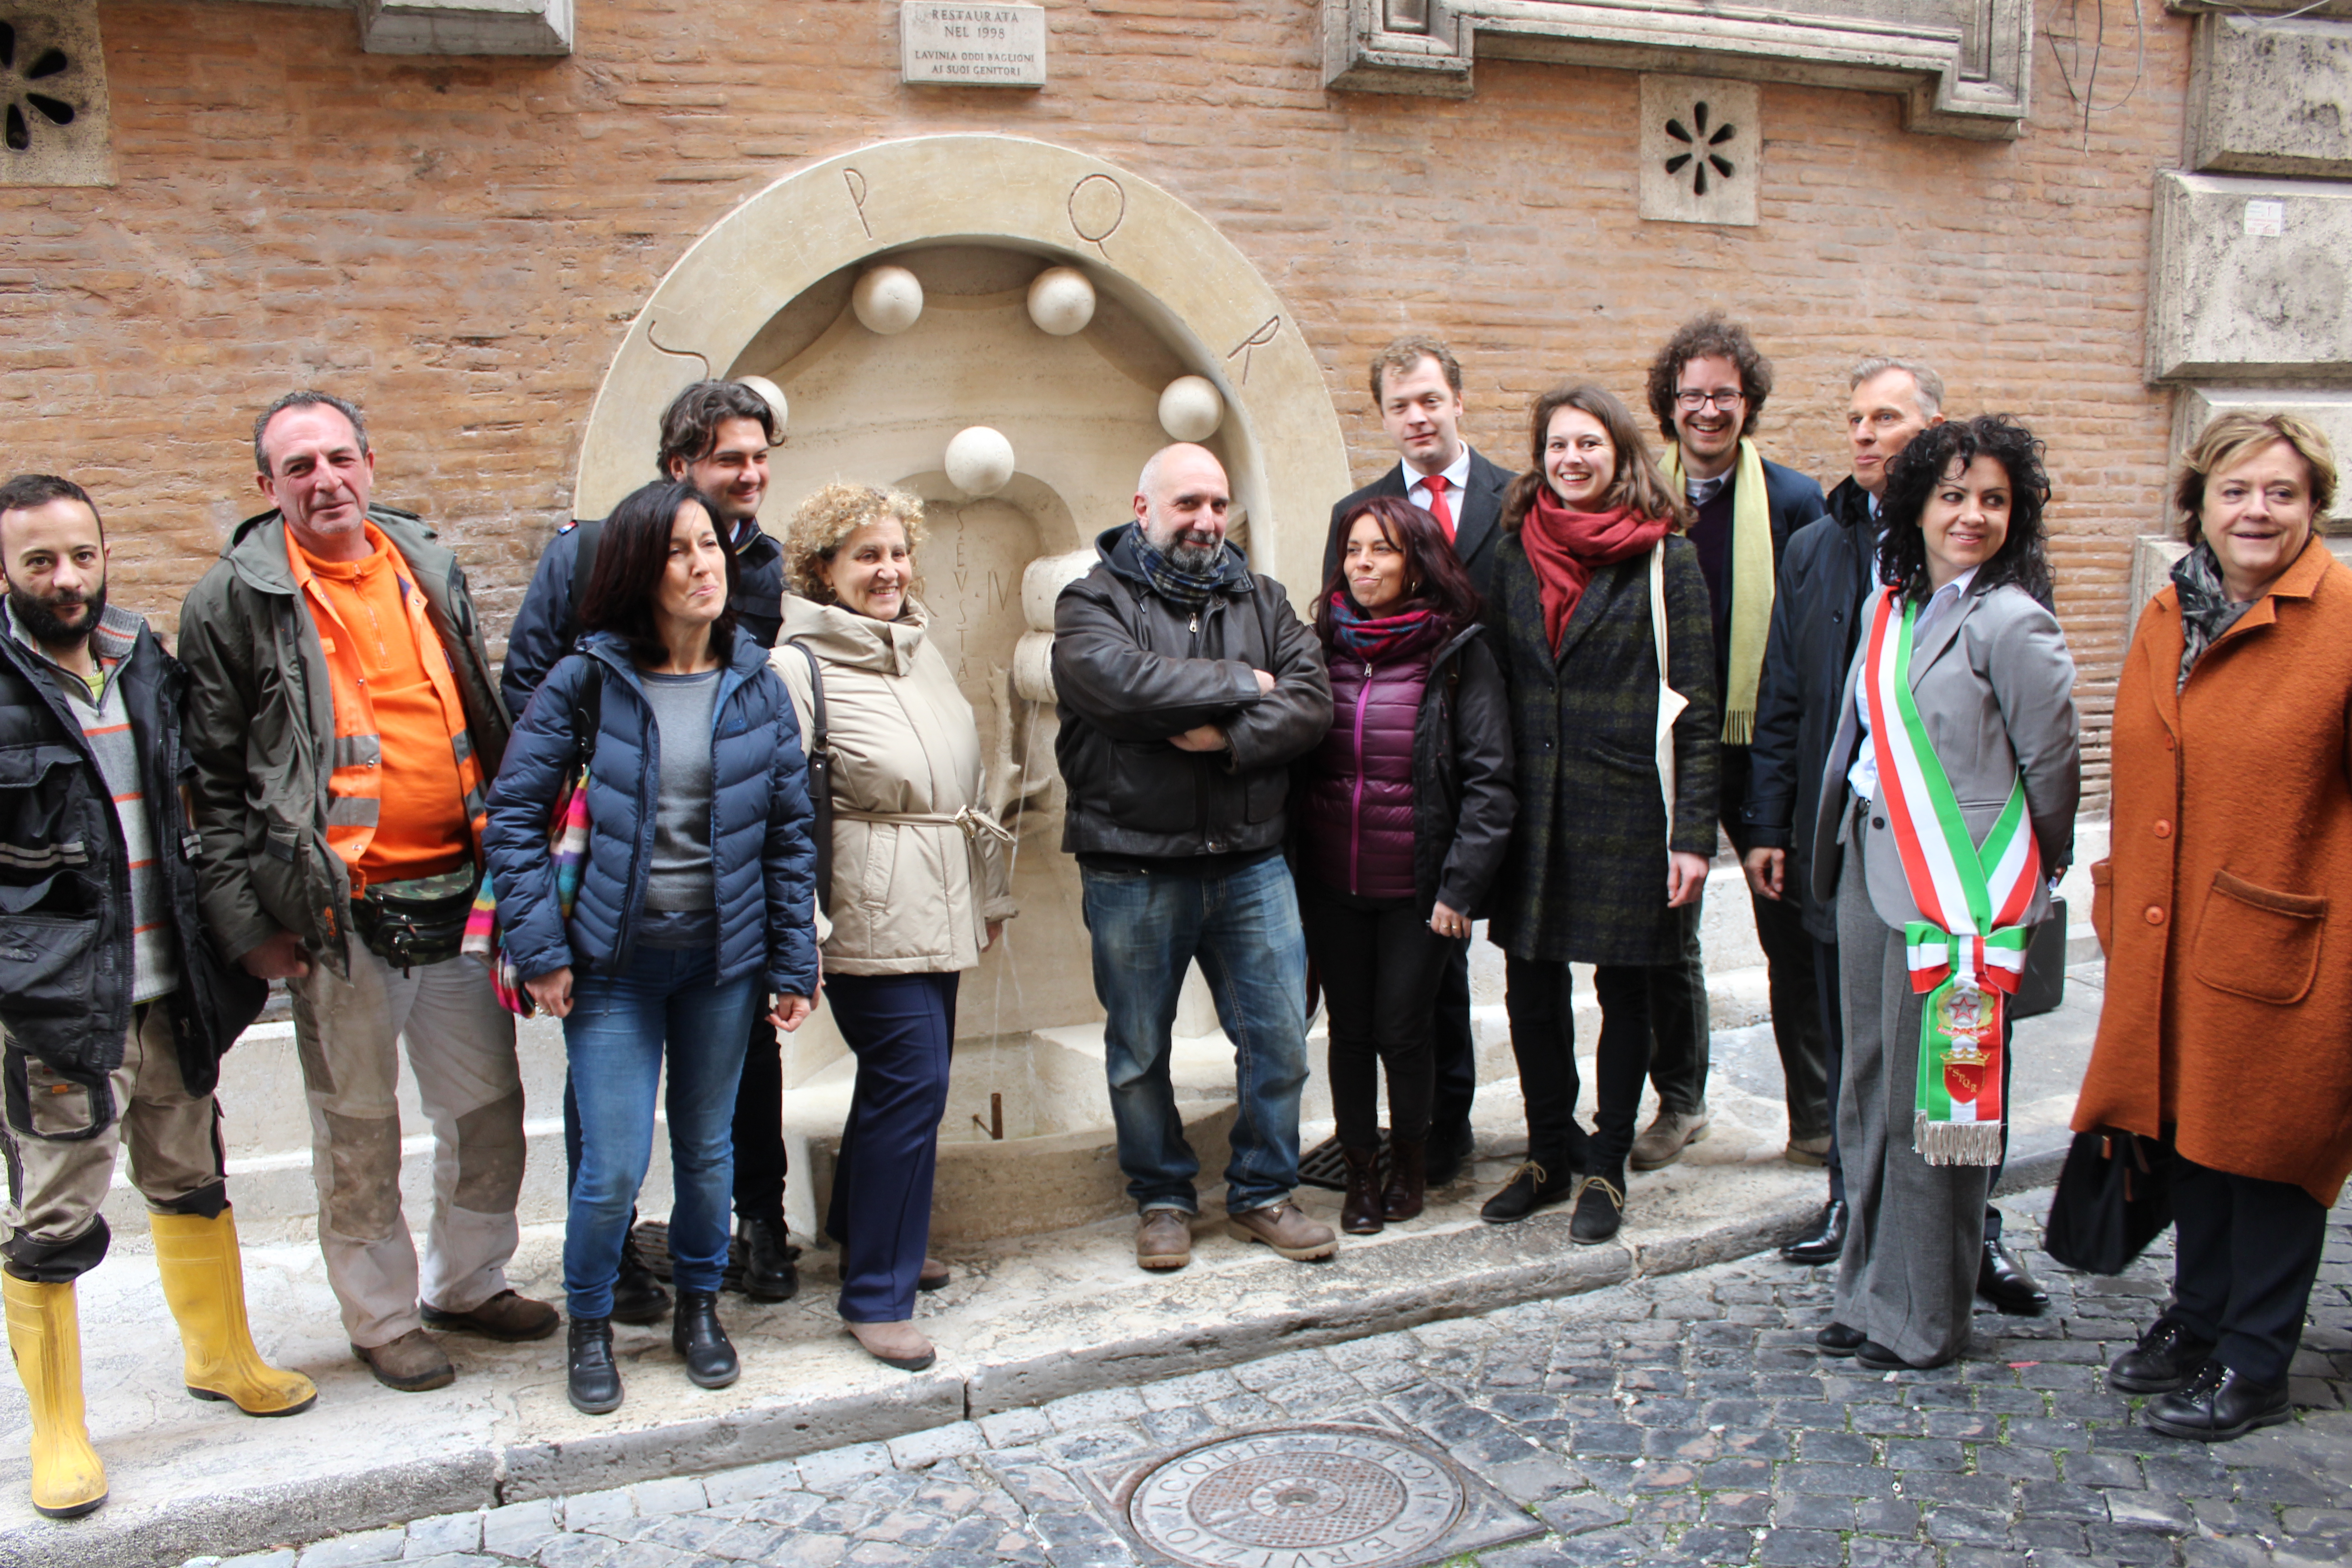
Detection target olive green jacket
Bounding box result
[179,504,511,978]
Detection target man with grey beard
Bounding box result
[1053,443,1338,1273]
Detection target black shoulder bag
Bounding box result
[794,642,834,917]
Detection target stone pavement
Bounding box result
[187,1193,2352,1568]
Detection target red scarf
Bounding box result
[1519,492,1671,652]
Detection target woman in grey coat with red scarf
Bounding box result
[1482,383,1720,1245]
[1297,496,1515,1234]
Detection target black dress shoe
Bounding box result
[1856,1339,1950,1372]
[1816,1322,1867,1356]
[738,1216,799,1303]
[611,1230,671,1325]
[1781,1200,1848,1266]
[1568,1172,1625,1245]
[1423,1121,1475,1188]
[2110,1315,2217,1395]
[671,1289,740,1389]
[1977,1237,2049,1314]
[567,1316,623,1415]
[2145,1362,2292,1442]
[1480,1157,1579,1224]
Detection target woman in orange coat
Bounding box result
[2076,410,2352,1444]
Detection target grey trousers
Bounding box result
[1832,811,1988,1367]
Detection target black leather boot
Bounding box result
[2110,1314,2217,1395]
[1340,1147,1384,1235]
[1780,1200,1848,1266]
[610,1229,670,1325]
[1382,1137,1426,1222]
[566,1316,623,1415]
[671,1289,740,1389]
[2145,1362,2292,1442]
[738,1217,799,1303]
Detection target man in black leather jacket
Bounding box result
[1054,443,1337,1272]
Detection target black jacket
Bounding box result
[0,613,265,1123]
[1740,476,1875,942]
[1406,625,1517,918]
[1324,448,1516,600]
[1052,524,1333,861]
[501,516,786,720]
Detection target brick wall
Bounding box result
[7,0,2191,802]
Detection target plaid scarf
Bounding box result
[1131,523,1240,610]
[2171,543,2251,692]
[1326,593,1449,664]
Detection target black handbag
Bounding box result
[2010,894,2069,1020]
[2043,1127,2174,1275]
[351,863,480,972]
[793,642,834,917]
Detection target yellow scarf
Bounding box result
[1663,436,1775,745]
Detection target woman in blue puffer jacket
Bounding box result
[484,477,819,1418]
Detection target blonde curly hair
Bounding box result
[784,482,929,602]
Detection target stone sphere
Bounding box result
[852,265,924,335]
[945,426,1017,496]
[1026,266,1097,336]
[1158,375,1225,442]
[735,376,788,434]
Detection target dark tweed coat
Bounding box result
[1485,527,1720,966]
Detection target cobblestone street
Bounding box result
[197,1195,2352,1568]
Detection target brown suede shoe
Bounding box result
[1225,1200,1338,1261]
[351,1328,455,1392]
[1137,1209,1193,1271]
[421,1289,561,1342]
[1630,1107,1710,1171]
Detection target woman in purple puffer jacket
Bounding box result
[1299,496,1516,1234]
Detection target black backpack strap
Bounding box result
[573,657,606,769]
[793,642,833,918]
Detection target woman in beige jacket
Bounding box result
[774,483,1015,1372]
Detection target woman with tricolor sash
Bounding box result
[1807,416,2080,1372]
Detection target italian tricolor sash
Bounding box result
[1863,588,2041,1166]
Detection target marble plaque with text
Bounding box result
[901,2,1047,87]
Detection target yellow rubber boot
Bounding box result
[149,1207,317,1417]
[1,1273,107,1519]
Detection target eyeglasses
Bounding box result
[1675,389,1744,411]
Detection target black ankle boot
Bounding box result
[739,1216,799,1303]
[671,1289,740,1388]
[1340,1147,1384,1235]
[1382,1137,1427,1222]
[610,1229,671,1325]
[567,1316,623,1414]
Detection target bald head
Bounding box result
[1133,443,1231,570]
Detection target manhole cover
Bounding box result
[1127,1428,1464,1568]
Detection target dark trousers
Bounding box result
[1644,897,1711,1117]
[824,970,957,1325]
[1816,936,1847,1205]
[1431,943,1477,1140]
[2169,1154,2329,1385]
[1298,878,1452,1149]
[563,1014,790,1227]
[1504,955,1658,1180]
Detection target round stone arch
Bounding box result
[575,133,1351,596]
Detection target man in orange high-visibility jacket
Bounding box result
[181,391,557,1394]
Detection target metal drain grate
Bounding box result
[1295,1130,1391,1192]
[1127,1428,1463,1568]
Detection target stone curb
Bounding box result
[10,1148,2076,1568]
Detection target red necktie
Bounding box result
[1422,474,1455,542]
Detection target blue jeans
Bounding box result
[1079,853,1310,1215]
[561,945,759,1320]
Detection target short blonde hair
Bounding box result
[2177,412,2339,545]
[785,482,928,601]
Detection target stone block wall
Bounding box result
[4,0,2199,802]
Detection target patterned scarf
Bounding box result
[1519,492,1671,652]
[1130,523,1240,610]
[2170,543,2252,692]
[1326,593,1450,664]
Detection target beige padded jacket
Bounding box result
[773,595,1015,975]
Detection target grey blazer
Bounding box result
[1809,580,2081,933]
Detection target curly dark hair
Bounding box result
[1315,495,1482,646]
[1875,416,2054,608]
[1644,312,1773,443]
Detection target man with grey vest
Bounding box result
[1055,443,1338,1271]
[181,391,555,1394]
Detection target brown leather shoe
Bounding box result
[1339,1147,1384,1235]
[917,1258,951,1292]
[1225,1200,1338,1261]
[421,1289,560,1342]
[1382,1137,1426,1222]
[351,1328,455,1392]
[1136,1209,1193,1271]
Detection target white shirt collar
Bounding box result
[1399,446,1473,497]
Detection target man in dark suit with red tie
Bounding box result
[1323,335,1516,1186]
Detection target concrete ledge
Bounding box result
[2189,14,2352,177]
[2148,170,2352,383]
[357,0,572,55]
